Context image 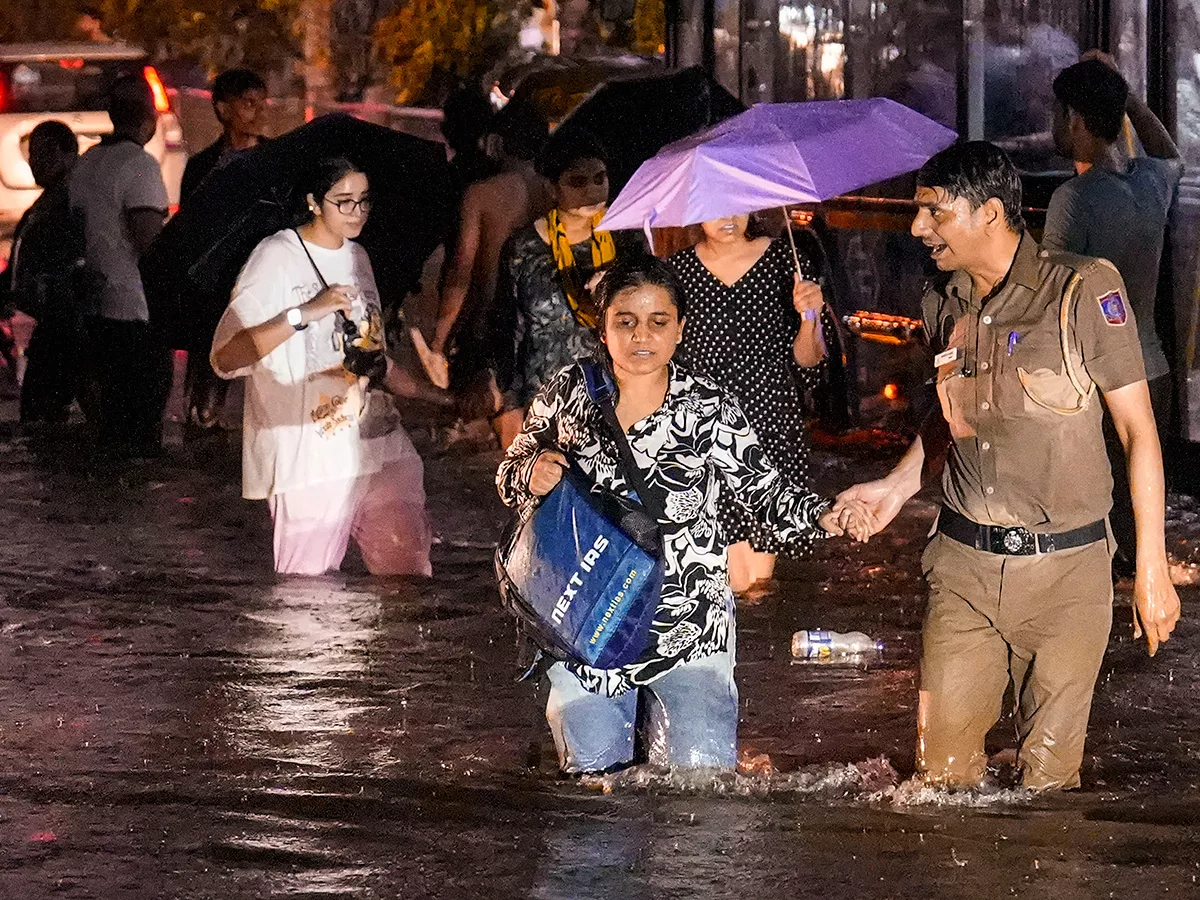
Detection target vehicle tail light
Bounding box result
[0,72,8,114]
[143,65,170,114]
[58,58,85,69]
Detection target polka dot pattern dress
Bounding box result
[670,237,820,557]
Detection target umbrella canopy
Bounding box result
[497,55,661,126]
[599,98,957,231]
[142,112,454,349]
[547,66,744,196]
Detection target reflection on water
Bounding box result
[227,581,385,769]
[0,433,1198,897]
[218,582,388,897]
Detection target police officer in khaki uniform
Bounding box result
[834,142,1180,790]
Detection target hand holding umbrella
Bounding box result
[792,272,827,367]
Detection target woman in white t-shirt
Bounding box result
[211,157,433,576]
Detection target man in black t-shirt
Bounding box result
[180,69,269,429]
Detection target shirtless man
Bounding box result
[415,100,553,444]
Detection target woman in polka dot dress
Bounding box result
[669,215,827,592]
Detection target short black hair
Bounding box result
[212,68,267,106]
[29,119,78,157]
[1052,60,1128,143]
[293,156,366,225]
[916,141,1024,232]
[537,130,608,183]
[107,74,156,132]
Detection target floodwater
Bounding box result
[0,418,1197,899]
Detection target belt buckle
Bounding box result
[1000,527,1036,555]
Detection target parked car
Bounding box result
[0,41,186,244]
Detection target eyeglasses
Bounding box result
[561,171,608,190]
[325,196,371,215]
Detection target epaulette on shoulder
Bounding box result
[1036,248,1121,280]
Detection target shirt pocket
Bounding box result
[1002,331,1091,417]
[935,356,974,437]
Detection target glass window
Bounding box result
[1111,0,1147,99]
[740,0,778,102]
[673,0,707,68]
[715,0,742,96]
[849,0,959,129]
[966,0,1083,172]
[1178,0,1200,168]
[1173,0,1200,442]
[775,0,846,102]
[0,58,142,114]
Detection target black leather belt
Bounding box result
[937,506,1106,555]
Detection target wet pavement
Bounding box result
[0,408,1197,899]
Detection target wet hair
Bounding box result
[107,74,156,133]
[29,119,77,158]
[537,130,608,183]
[594,255,687,330]
[1053,60,1128,143]
[212,68,267,107]
[916,141,1024,232]
[591,255,685,383]
[293,156,366,225]
[488,100,548,162]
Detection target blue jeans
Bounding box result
[545,643,739,774]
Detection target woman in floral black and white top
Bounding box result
[497,256,870,774]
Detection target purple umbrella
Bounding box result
[599,98,957,233]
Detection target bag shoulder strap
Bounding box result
[579,359,667,523]
[292,228,329,289]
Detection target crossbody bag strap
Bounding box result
[292,228,329,289]
[293,228,361,347]
[580,359,667,524]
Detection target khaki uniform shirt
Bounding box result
[921,232,1146,532]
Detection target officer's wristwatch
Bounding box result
[285,307,307,331]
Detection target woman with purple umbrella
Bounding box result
[669,215,829,592]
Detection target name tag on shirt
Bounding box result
[934,347,960,368]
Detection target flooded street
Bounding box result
[0,415,1197,898]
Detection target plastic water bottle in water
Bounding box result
[791,629,884,658]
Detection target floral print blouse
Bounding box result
[496,360,831,696]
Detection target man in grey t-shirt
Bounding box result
[1046,53,1182,576]
[71,74,169,457]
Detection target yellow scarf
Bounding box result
[547,208,616,328]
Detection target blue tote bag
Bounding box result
[495,361,665,670]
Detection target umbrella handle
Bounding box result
[783,205,802,274]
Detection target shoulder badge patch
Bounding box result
[1097,290,1127,326]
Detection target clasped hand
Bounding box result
[818,499,877,542]
[531,450,879,543]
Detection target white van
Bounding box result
[0,41,186,242]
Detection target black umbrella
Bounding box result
[498,55,662,124]
[546,66,745,195]
[142,112,454,349]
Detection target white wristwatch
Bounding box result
[285,307,307,331]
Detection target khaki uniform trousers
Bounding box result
[918,532,1113,790]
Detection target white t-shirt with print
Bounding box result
[211,229,418,500]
